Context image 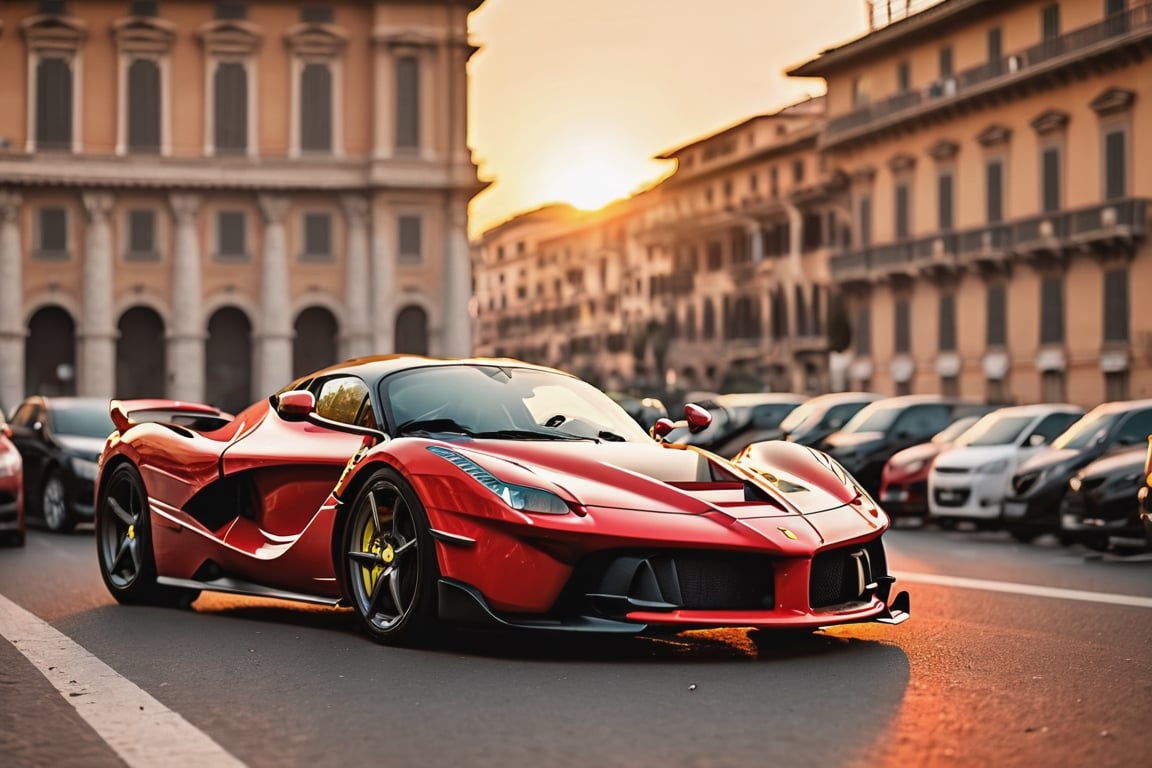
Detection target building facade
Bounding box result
[0,0,483,415]
[473,0,1151,409]
[790,0,1151,406]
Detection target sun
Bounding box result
[539,139,645,212]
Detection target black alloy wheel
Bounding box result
[96,464,198,607]
[344,468,439,645]
[41,469,75,533]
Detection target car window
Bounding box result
[750,403,798,429]
[10,402,39,428]
[49,405,116,438]
[1028,412,1081,444]
[1053,410,1121,450]
[824,402,864,430]
[1114,408,1152,446]
[314,376,371,427]
[957,413,1034,447]
[892,404,951,438]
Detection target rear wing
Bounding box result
[109,398,233,434]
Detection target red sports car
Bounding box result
[95,356,908,645]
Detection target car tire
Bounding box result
[1009,527,1037,544]
[41,469,76,533]
[96,463,199,608]
[343,467,440,646]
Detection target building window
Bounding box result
[130,0,158,15]
[125,209,158,261]
[1104,128,1127,200]
[38,0,68,13]
[1041,4,1060,39]
[897,60,910,92]
[987,27,1002,62]
[1040,274,1064,345]
[35,57,73,151]
[398,215,422,263]
[853,304,871,356]
[216,210,247,260]
[1104,371,1129,401]
[302,212,332,261]
[937,172,954,231]
[1103,268,1129,342]
[702,299,716,340]
[940,375,959,398]
[985,159,1004,223]
[939,46,953,79]
[127,58,161,153]
[986,377,1008,405]
[1041,369,1065,402]
[894,183,910,240]
[299,63,333,153]
[34,207,69,260]
[769,167,779,198]
[1041,146,1061,212]
[858,194,872,247]
[396,55,420,151]
[706,241,723,271]
[986,283,1006,346]
[894,298,910,354]
[301,5,333,23]
[792,159,805,184]
[216,1,247,20]
[214,62,248,153]
[939,293,956,351]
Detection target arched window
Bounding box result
[395,305,429,355]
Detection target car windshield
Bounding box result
[382,364,652,443]
[932,415,980,444]
[50,405,116,439]
[955,413,1035,447]
[1051,410,1122,450]
[778,401,817,433]
[840,402,902,433]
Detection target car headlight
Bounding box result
[427,445,570,515]
[70,456,99,482]
[0,450,20,477]
[976,459,1008,475]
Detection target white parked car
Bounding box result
[927,403,1085,528]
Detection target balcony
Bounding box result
[828,198,1148,284]
[823,5,1152,148]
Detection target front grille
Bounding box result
[934,466,971,475]
[809,538,887,609]
[933,487,971,507]
[572,551,775,617]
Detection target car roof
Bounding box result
[21,396,111,410]
[984,403,1084,417]
[294,354,566,384]
[1091,397,1152,413]
[714,392,806,406]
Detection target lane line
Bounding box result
[893,570,1152,609]
[0,593,246,768]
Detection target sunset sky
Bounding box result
[465,0,885,235]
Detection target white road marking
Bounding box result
[893,570,1152,609]
[0,593,246,768]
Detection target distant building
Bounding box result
[789,0,1151,405]
[0,0,484,413]
[473,0,1152,408]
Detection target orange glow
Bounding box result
[536,137,650,211]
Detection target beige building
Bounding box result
[0,0,483,414]
[474,0,1151,409]
[473,97,840,399]
[790,0,1151,406]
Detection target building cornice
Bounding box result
[21,13,88,51]
[111,15,177,54]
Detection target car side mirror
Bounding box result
[1027,433,1046,447]
[276,390,316,421]
[685,403,713,434]
[652,418,675,441]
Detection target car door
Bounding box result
[7,400,49,504]
[220,375,374,538]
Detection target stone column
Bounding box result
[371,199,396,353]
[747,222,763,263]
[341,194,373,358]
[169,193,204,402]
[257,194,292,395]
[372,46,396,158]
[80,191,116,398]
[785,202,803,279]
[0,191,24,410]
[441,199,472,356]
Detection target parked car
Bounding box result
[820,395,989,498]
[0,420,25,547]
[1003,399,1152,543]
[928,403,1085,529]
[94,355,908,645]
[877,413,986,520]
[6,396,116,533]
[666,392,806,457]
[607,392,668,431]
[1059,446,1149,553]
[779,392,884,447]
[1139,436,1152,548]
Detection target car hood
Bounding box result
[1078,446,1146,477]
[55,434,106,461]
[934,444,1019,470]
[451,439,860,520]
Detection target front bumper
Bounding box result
[928,470,1010,521]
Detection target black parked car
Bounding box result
[1059,446,1149,553]
[6,396,115,533]
[665,392,806,458]
[1003,399,1152,544]
[1139,436,1152,548]
[819,395,989,498]
[779,392,884,447]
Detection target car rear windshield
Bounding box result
[51,406,116,438]
[1052,410,1121,450]
[840,403,901,433]
[956,414,1035,447]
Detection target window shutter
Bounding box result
[395,56,420,150]
[128,58,161,153]
[39,208,67,254]
[1040,275,1064,344]
[895,184,910,239]
[1042,147,1060,212]
[939,294,956,351]
[398,215,422,260]
[218,211,246,257]
[986,283,1006,346]
[304,213,331,259]
[1105,130,1126,200]
[894,299,910,354]
[36,57,72,150]
[986,160,1003,223]
[214,62,247,153]
[1103,269,1129,342]
[128,210,155,256]
[300,63,332,152]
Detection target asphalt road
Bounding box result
[1,523,1150,768]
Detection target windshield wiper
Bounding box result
[395,418,475,437]
[473,428,593,441]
